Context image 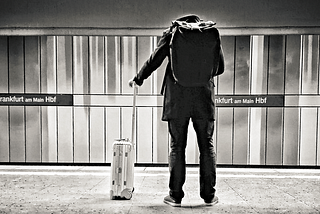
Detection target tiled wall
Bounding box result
[0,35,319,166]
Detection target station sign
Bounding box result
[215,95,284,107]
[0,94,73,106]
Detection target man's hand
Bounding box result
[128,78,136,88]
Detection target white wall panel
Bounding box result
[153,107,168,163]
[106,37,121,94]
[0,36,8,92]
[0,107,9,162]
[216,108,233,164]
[137,37,153,94]
[25,37,41,162]
[0,37,8,162]
[25,106,41,162]
[266,108,283,165]
[89,36,105,94]
[57,107,73,162]
[45,107,57,162]
[233,108,249,164]
[74,107,89,162]
[57,36,72,94]
[137,108,153,163]
[90,107,105,163]
[106,108,120,163]
[122,37,137,94]
[9,106,25,162]
[301,35,319,94]
[300,108,317,165]
[283,108,300,165]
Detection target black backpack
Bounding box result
[169,20,221,87]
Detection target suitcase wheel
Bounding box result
[121,188,133,200]
[125,192,132,200]
[110,190,115,200]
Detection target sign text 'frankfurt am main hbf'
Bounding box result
[214,95,284,107]
[0,94,73,106]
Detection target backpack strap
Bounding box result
[172,20,216,31]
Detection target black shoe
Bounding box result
[163,195,181,207]
[204,196,219,206]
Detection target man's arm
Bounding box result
[130,29,171,86]
[215,48,225,76]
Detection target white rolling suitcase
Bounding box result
[110,86,136,200]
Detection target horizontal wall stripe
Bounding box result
[73,95,162,107]
[2,27,320,36]
[286,96,320,107]
[71,95,320,108]
[2,94,320,107]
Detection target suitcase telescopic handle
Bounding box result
[131,84,137,148]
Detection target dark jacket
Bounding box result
[134,27,224,121]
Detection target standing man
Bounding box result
[129,14,224,207]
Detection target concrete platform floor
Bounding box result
[0,166,320,214]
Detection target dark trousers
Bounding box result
[168,117,216,201]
